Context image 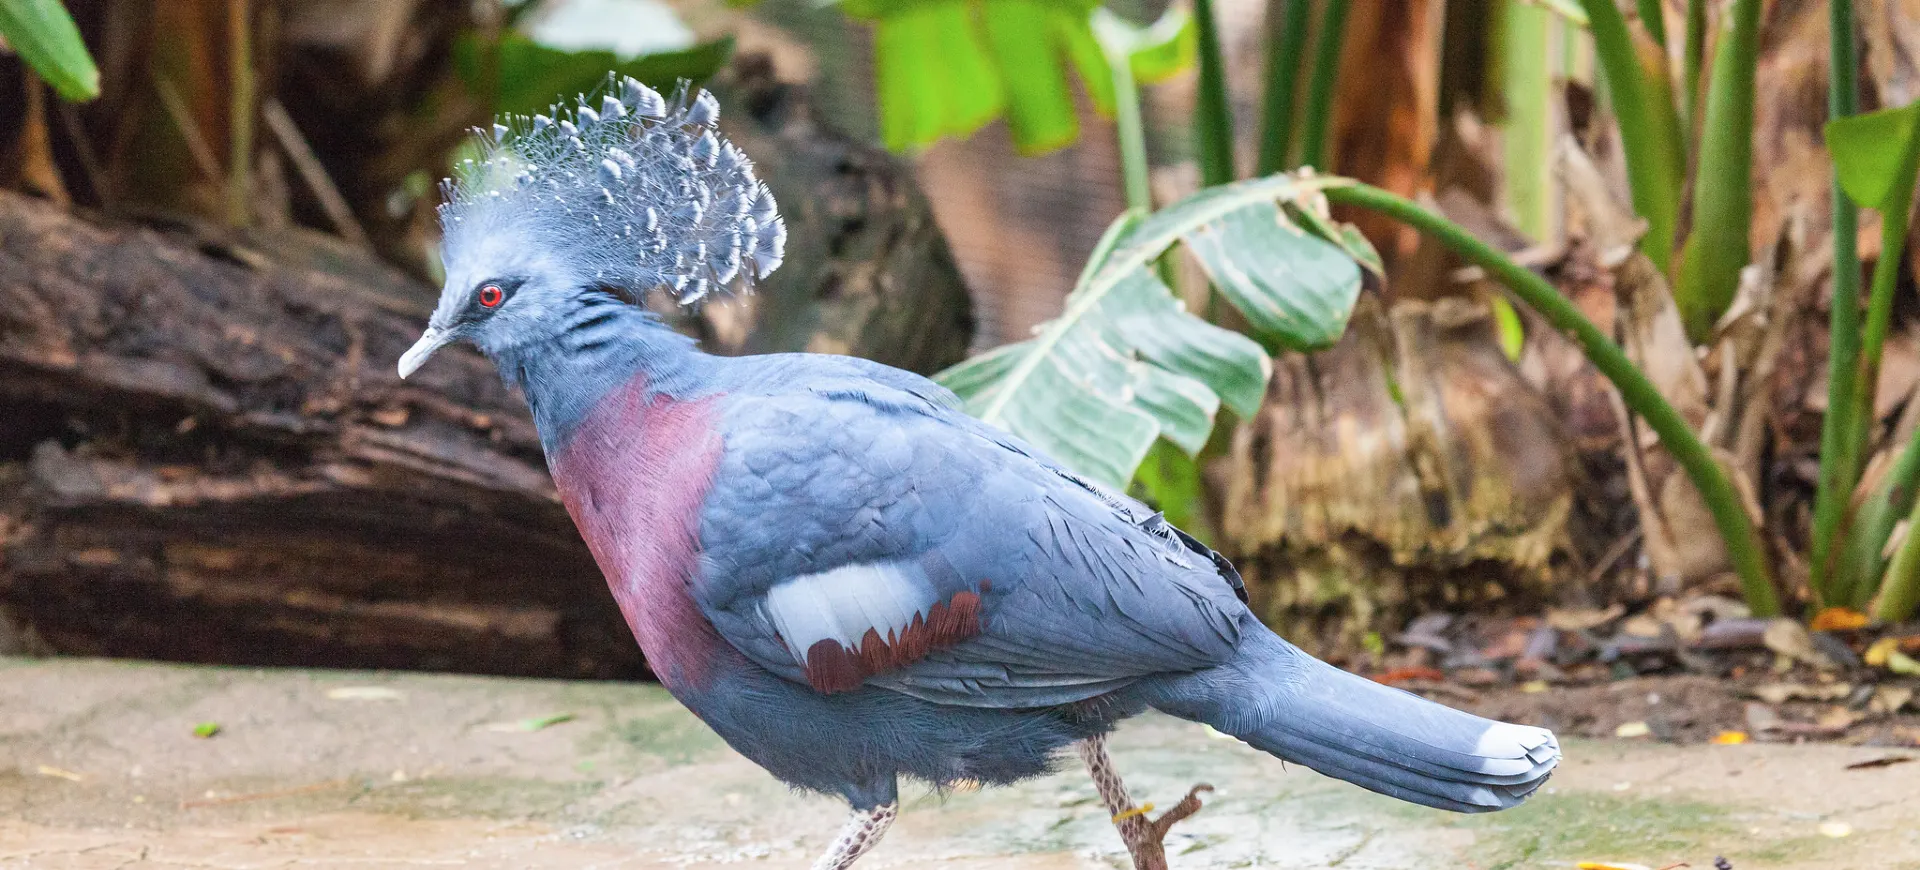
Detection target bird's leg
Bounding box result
[1077,734,1149,846]
[809,802,898,870]
[1076,735,1213,870]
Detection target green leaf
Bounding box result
[1184,201,1362,350]
[1089,6,1196,86]
[1290,200,1385,278]
[844,0,1132,154]
[455,32,734,118]
[0,0,100,101]
[867,1,1004,151]
[935,174,1359,487]
[191,722,222,739]
[1106,270,1267,418]
[981,0,1079,154]
[1829,103,1920,211]
[1057,7,1115,113]
[1126,8,1195,84]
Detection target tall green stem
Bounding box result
[1809,0,1862,606]
[1107,38,1151,212]
[1501,0,1555,240]
[1255,0,1312,175]
[1298,0,1349,170]
[1324,182,1781,616]
[1193,0,1236,185]
[1836,427,1920,611]
[1682,0,1707,144]
[1875,495,1920,621]
[1846,180,1919,547]
[1634,0,1666,47]
[1672,0,1760,340]
[1579,0,1684,270]
[1856,179,1920,614]
[1854,199,1919,428]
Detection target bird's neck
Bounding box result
[492,295,713,455]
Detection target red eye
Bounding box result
[478,284,504,308]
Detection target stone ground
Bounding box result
[2,657,1917,869]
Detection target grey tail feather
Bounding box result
[1144,627,1560,813]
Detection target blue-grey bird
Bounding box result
[398,75,1560,869]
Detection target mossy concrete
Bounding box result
[1,657,1915,868]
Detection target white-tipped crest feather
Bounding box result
[438,75,787,306]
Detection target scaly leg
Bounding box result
[810,802,898,870]
[1076,734,1212,870]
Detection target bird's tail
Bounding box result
[1142,626,1559,813]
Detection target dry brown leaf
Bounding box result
[1751,681,1853,704]
[1817,706,1864,730]
[1871,686,1915,715]
[1762,619,1841,670]
[1548,603,1626,631]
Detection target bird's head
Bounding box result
[400,76,785,378]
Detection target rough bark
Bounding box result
[0,84,973,675]
[1218,297,1577,658]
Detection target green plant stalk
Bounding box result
[1844,179,1919,564]
[1672,0,1760,341]
[1490,1,1550,359]
[1874,493,1920,621]
[1501,0,1555,241]
[1853,189,1920,423]
[1192,0,1236,185]
[1834,424,1920,610]
[1107,37,1152,212]
[1682,0,1706,145]
[1325,182,1782,616]
[1634,0,1666,47]
[1810,0,1863,608]
[226,0,254,228]
[1255,0,1312,174]
[1520,0,1589,26]
[1297,0,1349,170]
[1579,0,1683,270]
[1099,19,1170,287]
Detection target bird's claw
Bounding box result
[1118,783,1212,870]
[1144,783,1211,840]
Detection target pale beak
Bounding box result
[398,326,453,379]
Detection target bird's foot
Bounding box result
[1111,783,1212,870]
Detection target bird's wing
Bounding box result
[694,375,1247,708]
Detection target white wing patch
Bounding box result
[763,562,939,666]
[762,560,990,693]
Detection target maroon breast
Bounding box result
[549,374,729,691]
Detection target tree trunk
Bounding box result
[1218,297,1577,658]
[0,80,973,675]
